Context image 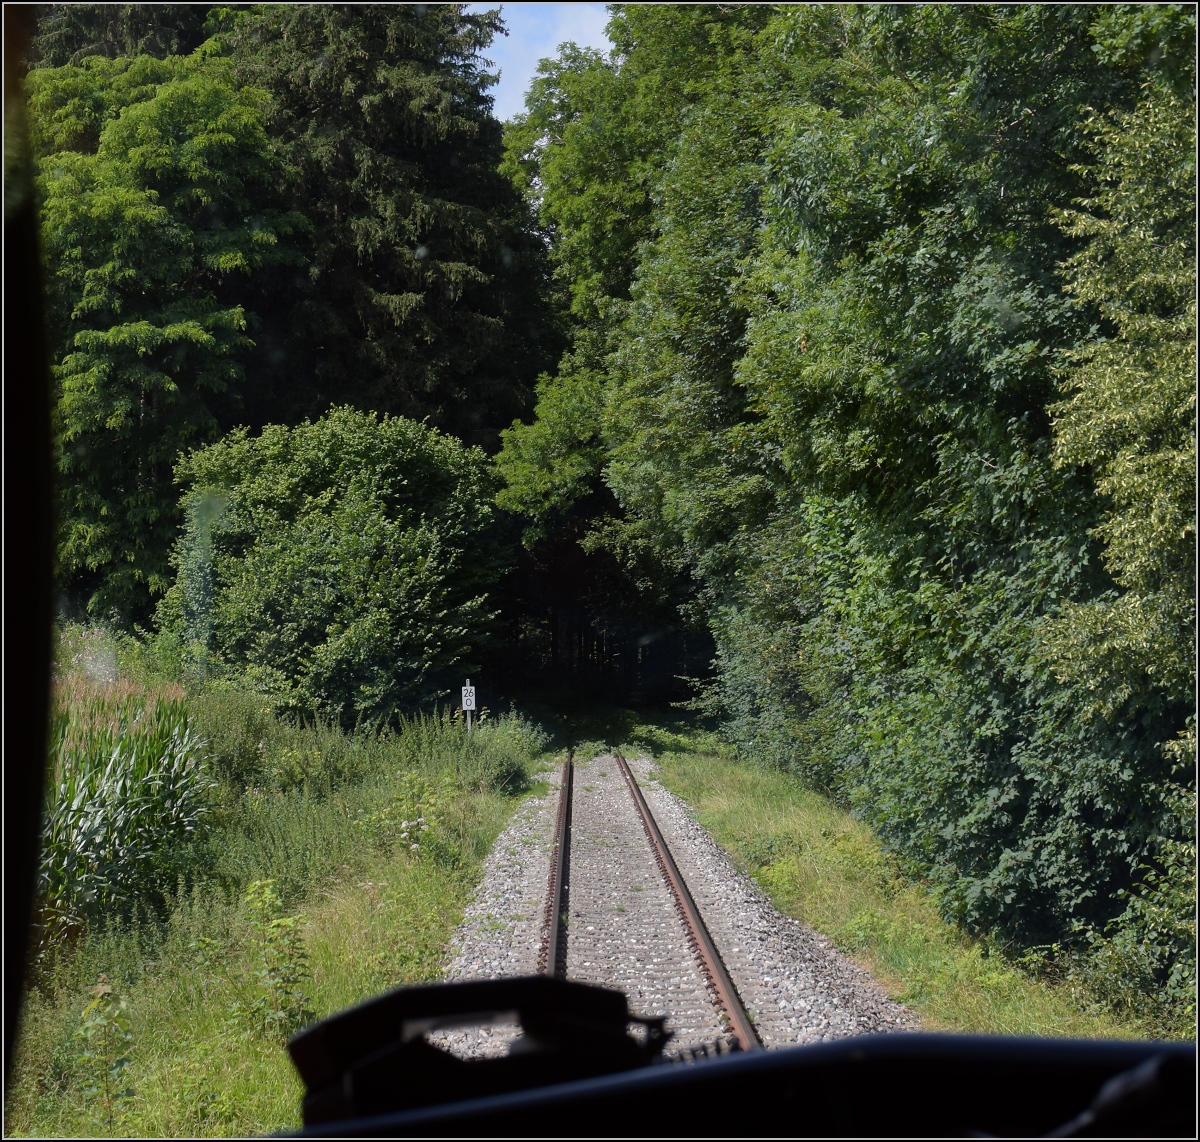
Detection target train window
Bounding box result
[7,4,1194,1138]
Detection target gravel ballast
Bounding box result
[628,753,916,1045]
[434,751,915,1057]
[567,754,727,1051]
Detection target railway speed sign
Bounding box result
[461,685,476,711]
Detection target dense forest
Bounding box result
[26,3,1195,1029]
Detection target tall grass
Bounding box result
[10,626,552,1137]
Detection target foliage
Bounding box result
[156,407,506,727]
[29,49,305,623]
[656,744,1168,1039]
[1074,741,1196,1036]
[353,773,439,854]
[495,353,608,540]
[8,655,549,1138]
[39,683,213,952]
[29,3,561,625]
[1048,81,1195,717]
[186,686,276,787]
[498,2,1196,1021]
[31,4,215,67]
[350,771,469,869]
[224,3,560,446]
[74,975,135,1136]
[1041,75,1196,1017]
[494,5,769,681]
[231,880,312,1041]
[502,4,769,323]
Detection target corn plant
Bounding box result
[38,694,214,951]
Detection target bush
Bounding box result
[156,407,508,727]
[187,688,277,788]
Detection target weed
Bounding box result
[10,641,551,1137]
[74,975,134,1136]
[172,1042,233,1131]
[572,740,608,760]
[233,880,313,1041]
[352,773,440,854]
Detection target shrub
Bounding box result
[233,880,313,1041]
[156,407,508,727]
[74,975,135,1136]
[187,688,276,788]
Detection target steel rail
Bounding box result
[537,749,573,976]
[613,750,762,1053]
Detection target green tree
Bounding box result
[225,3,559,446]
[500,0,1196,1018]
[157,407,506,727]
[1047,73,1195,1023]
[31,3,215,68]
[1049,83,1195,727]
[30,50,305,622]
[31,4,562,623]
[495,4,768,686]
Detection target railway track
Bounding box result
[538,748,762,1054]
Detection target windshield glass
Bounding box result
[8,3,1194,1136]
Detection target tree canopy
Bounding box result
[31,3,558,623]
[31,49,305,620]
[497,2,1195,1025]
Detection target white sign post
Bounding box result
[462,679,476,735]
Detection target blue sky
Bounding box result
[466,3,612,121]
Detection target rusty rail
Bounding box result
[614,750,762,1053]
[537,749,573,976]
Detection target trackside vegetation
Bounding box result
[7,626,550,1137]
[155,407,507,726]
[652,744,1175,1040]
[498,3,1195,1029]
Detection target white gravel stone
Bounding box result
[566,755,726,1052]
[430,762,562,1058]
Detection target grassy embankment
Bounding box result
[7,627,553,1138]
[9,661,1172,1137]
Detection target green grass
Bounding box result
[8,846,515,1137]
[8,627,554,1137]
[650,747,1159,1040]
[8,755,547,1137]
